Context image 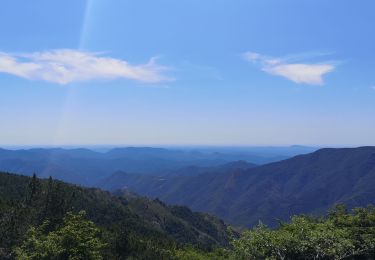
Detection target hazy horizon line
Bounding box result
[0,143,371,150]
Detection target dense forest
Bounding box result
[0,171,233,259]
[1,171,375,259]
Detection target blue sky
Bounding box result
[0,0,374,146]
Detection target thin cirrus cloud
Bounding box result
[243,52,335,85]
[0,49,171,84]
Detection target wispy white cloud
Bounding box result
[243,51,335,85]
[0,49,171,84]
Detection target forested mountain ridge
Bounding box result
[101,147,375,228]
[2,171,375,259]
[0,171,233,259]
[98,160,256,191]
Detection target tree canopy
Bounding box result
[15,211,107,260]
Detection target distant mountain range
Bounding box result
[99,147,375,227]
[3,145,372,228]
[0,146,316,186]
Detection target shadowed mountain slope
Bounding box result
[101,147,375,227]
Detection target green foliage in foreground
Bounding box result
[12,205,375,260]
[0,172,231,259]
[15,211,107,260]
[14,210,227,260]
[232,204,375,260]
[2,171,375,259]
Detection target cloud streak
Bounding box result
[0,49,171,84]
[243,52,335,85]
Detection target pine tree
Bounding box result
[26,173,40,205]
